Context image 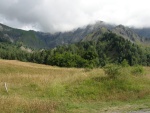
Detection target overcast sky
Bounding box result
[0,0,150,33]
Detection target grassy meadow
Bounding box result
[0,59,150,113]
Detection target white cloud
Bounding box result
[0,0,150,32]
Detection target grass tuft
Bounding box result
[0,59,150,112]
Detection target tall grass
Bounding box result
[0,59,150,112]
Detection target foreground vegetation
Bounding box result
[0,59,150,112]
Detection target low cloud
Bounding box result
[0,0,150,32]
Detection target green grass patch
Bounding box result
[0,60,150,112]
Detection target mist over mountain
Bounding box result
[0,21,150,49]
[1,0,150,33]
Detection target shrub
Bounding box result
[104,64,121,79]
[121,59,129,67]
[131,66,144,76]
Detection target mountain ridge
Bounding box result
[0,22,149,49]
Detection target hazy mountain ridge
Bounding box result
[0,23,47,49]
[132,28,150,45]
[112,25,142,42]
[133,28,150,39]
[0,22,149,49]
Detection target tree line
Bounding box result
[0,33,149,68]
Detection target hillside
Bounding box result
[0,59,150,112]
[133,28,150,39]
[0,23,149,68]
[132,28,150,45]
[45,32,150,67]
[0,23,47,49]
[0,22,149,49]
[0,32,150,67]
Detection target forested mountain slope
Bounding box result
[0,22,149,50]
[1,32,149,67]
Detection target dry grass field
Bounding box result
[0,59,150,112]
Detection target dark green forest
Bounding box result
[0,33,150,68]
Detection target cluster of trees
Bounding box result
[0,42,31,61]
[0,33,150,68]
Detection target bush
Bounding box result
[121,59,129,67]
[104,64,121,79]
[131,66,144,76]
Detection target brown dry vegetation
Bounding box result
[0,59,150,112]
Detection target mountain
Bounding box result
[0,22,149,50]
[35,32,150,67]
[1,32,149,67]
[0,23,48,49]
[132,28,150,39]
[132,28,150,45]
[112,25,142,43]
[35,21,114,48]
[82,25,143,43]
